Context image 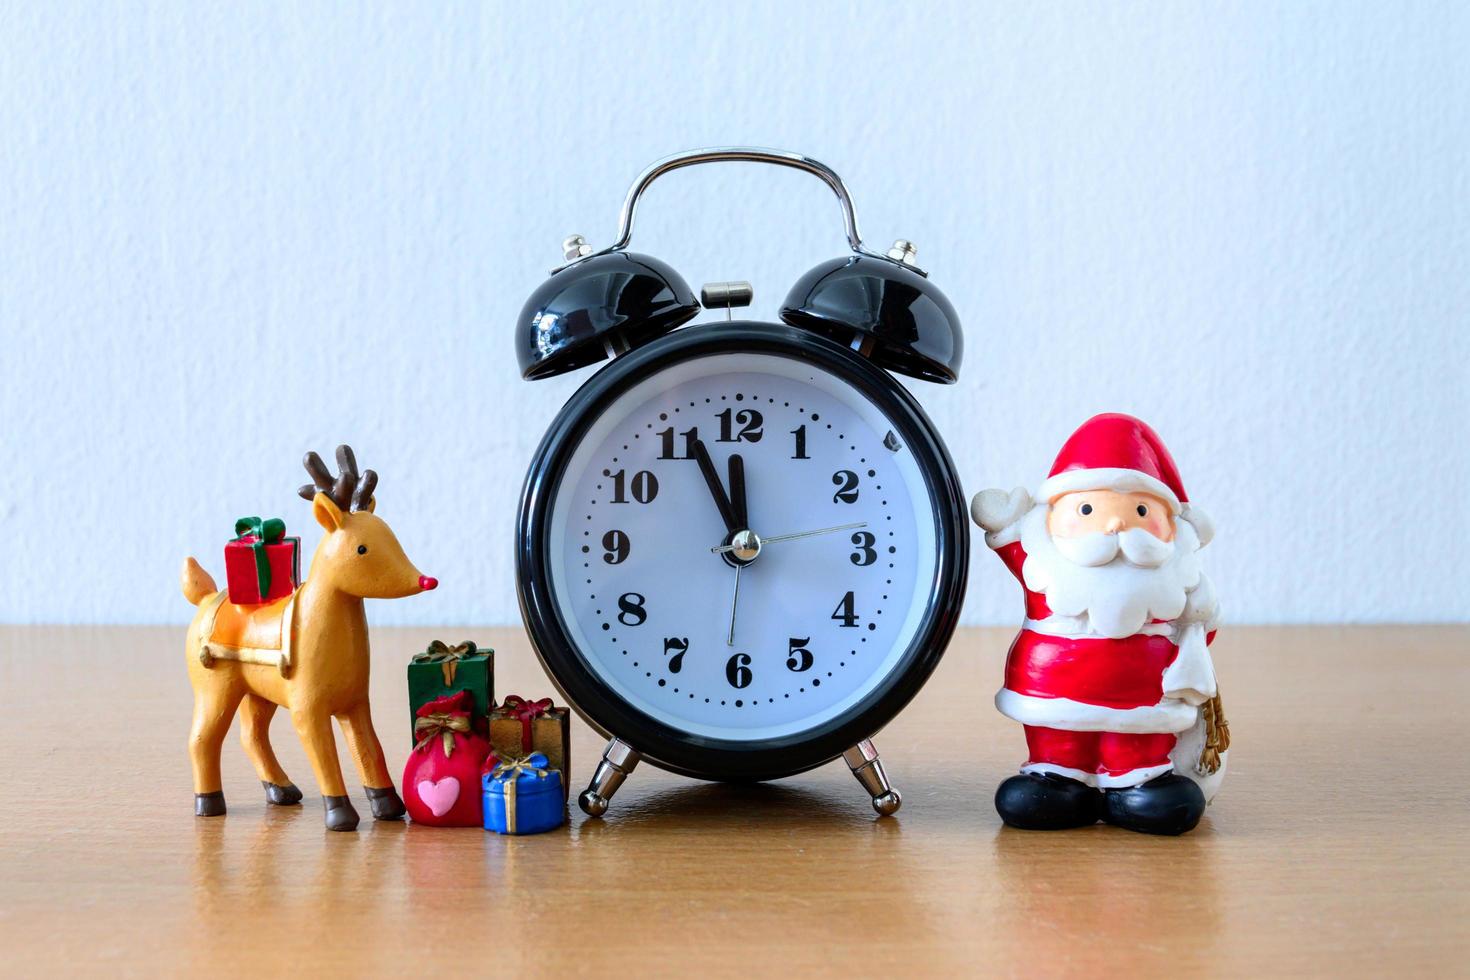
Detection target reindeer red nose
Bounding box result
[419,576,438,591]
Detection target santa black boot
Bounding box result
[995,772,1103,830]
[1102,773,1205,835]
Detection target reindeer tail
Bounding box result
[181,557,218,606]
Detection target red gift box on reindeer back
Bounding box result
[223,516,300,605]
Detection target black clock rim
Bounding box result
[515,320,969,783]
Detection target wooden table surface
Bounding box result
[1,624,1466,976]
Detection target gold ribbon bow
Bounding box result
[490,756,551,834]
[413,640,478,685]
[413,711,471,758]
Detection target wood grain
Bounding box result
[1,625,1465,976]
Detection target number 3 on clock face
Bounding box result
[528,342,959,764]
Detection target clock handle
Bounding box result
[844,739,903,817]
[553,147,896,273]
[578,737,642,817]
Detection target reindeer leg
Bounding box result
[239,694,302,806]
[290,707,358,832]
[338,701,405,821]
[190,684,244,816]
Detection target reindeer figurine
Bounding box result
[180,445,438,831]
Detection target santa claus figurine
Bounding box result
[972,413,1229,835]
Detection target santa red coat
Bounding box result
[991,541,1216,735]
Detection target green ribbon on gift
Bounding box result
[234,516,287,598]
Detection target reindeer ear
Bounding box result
[313,492,344,531]
[362,496,376,514]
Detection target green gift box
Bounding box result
[407,640,494,743]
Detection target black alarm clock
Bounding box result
[515,148,968,817]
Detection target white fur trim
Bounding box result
[985,526,1023,549]
[1020,762,1097,785]
[1018,762,1176,788]
[1095,764,1173,789]
[995,688,1199,733]
[1037,467,1181,513]
[1024,615,1172,639]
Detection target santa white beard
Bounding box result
[1019,504,1203,639]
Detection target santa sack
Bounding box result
[1165,623,1230,803]
[403,690,491,827]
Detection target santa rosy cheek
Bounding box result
[1048,510,1082,538]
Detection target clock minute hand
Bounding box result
[692,437,740,534]
[709,521,868,554]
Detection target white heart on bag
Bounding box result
[416,777,460,817]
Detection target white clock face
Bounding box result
[548,352,938,742]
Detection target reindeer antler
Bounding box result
[298,445,377,512]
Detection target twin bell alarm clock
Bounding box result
[514,148,968,817]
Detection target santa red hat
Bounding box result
[1036,414,1188,514]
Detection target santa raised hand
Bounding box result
[972,414,1228,835]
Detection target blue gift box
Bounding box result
[482,752,565,835]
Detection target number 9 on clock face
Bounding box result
[518,326,967,782]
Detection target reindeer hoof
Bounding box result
[322,795,360,832]
[262,780,303,806]
[365,785,406,821]
[194,791,226,817]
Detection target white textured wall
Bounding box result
[2,3,1466,626]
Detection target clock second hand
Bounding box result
[710,521,868,554]
[727,564,741,646]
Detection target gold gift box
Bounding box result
[488,698,570,799]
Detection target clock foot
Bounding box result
[843,739,902,816]
[578,737,641,817]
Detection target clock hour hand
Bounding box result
[710,521,868,554]
[692,437,740,534]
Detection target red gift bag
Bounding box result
[403,690,491,827]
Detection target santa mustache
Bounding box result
[1052,527,1175,568]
